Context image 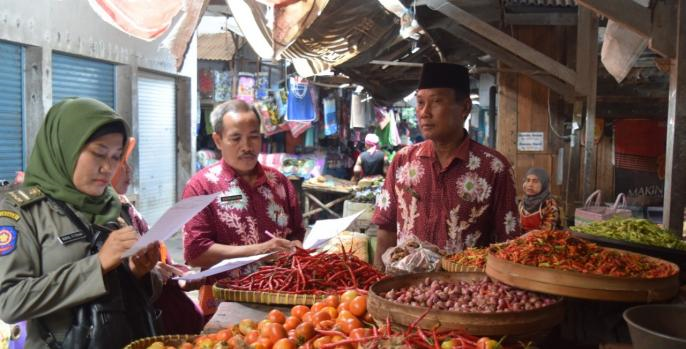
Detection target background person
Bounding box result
[352,133,386,182]
[519,167,559,232]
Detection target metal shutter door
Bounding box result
[137,73,176,224]
[52,53,115,107]
[0,42,24,181]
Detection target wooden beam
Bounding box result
[426,0,578,88]
[565,101,584,225]
[504,12,577,27]
[663,0,686,235]
[576,7,600,199]
[434,21,577,100]
[576,0,650,36]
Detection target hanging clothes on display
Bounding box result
[237,73,255,103]
[287,76,316,122]
[350,93,366,128]
[323,97,338,136]
[288,121,312,138]
[255,72,269,100]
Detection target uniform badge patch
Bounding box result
[0,226,18,256]
[0,210,20,221]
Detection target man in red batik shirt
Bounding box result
[372,63,520,269]
[183,100,304,316]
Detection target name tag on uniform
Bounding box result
[58,231,88,245]
[220,195,242,203]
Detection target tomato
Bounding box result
[312,310,332,325]
[291,305,310,319]
[294,321,315,344]
[284,316,302,331]
[195,337,214,347]
[264,323,288,343]
[227,335,247,349]
[441,339,457,349]
[268,309,287,324]
[215,329,232,342]
[258,319,272,334]
[179,342,194,349]
[311,302,326,313]
[245,330,260,345]
[475,337,502,349]
[239,319,258,335]
[256,336,273,349]
[349,328,372,340]
[273,338,297,349]
[349,295,367,317]
[336,316,362,335]
[337,301,350,314]
[313,336,332,349]
[340,290,358,303]
[337,310,355,321]
[315,319,336,331]
[362,311,374,323]
[321,306,338,319]
[323,295,340,308]
[301,311,313,323]
[250,343,267,349]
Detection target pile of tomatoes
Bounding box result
[150,290,370,349]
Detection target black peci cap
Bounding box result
[417,62,470,96]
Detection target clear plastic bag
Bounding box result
[382,236,442,275]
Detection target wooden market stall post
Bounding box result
[577,0,686,235]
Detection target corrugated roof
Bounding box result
[197,32,236,61]
[504,0,577,6]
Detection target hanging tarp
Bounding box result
[228,0,399,77]
[88,0,183,41]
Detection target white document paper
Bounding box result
[122,193,218,258]
[303,209,367,250]
[174,253,272,281]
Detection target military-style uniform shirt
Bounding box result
[0,187,160,348]
[372,137,521,253]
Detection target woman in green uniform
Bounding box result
[0,98,162,349]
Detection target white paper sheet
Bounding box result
[303,209,367,249]
[122,193,218,258]
[174,253,273,281]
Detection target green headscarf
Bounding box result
[24,98,130,224]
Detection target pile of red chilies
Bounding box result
[217,247,386,294]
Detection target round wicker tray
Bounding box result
[367,272,565,337]
[486,252,680,302]
[212,285,328,305]
[440,256,485,273]
[124,334,196,349]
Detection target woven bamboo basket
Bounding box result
[212,285,328,305]
[367,272,565,337]
[486,252,680,302]
[441,256,485,273]
[124,334,196,349]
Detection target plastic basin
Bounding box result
[623,304,686,349]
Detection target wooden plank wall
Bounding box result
[496,25,616,216]
[496,26,567,197]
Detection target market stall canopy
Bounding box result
[228,0,400,77]
[89,0,209,70]
[198,32,236,61]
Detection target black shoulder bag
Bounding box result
[38,199,160,349]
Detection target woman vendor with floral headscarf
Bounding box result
[0,98,162,348]
[519,167,560,232]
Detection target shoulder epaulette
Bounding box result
[5,186,46,207]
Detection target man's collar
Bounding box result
[417,129,471,162]
[220,159,266,185]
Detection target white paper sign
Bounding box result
[122,193,218,258]
[174,253,272,281]
[517,132,545,151]
[303,210,367,250]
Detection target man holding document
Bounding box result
[182,100,305,317]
